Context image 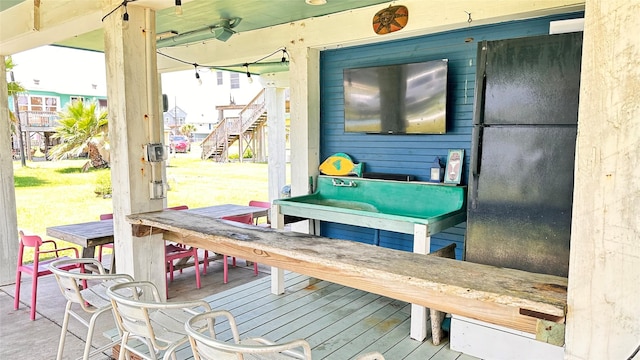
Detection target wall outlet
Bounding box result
[146,143,167,162]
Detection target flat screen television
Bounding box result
[343,59,448,134]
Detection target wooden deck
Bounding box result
[159,271,478,360]
[3,251,478,359]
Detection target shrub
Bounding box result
[94,171,112,198]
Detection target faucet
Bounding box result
[332,178,357,187]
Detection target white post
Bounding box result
[288,46,320,234]
[565,0,640,358]
[271,203,285,294]
[410,223,430,341]
[102,1,166,297]
[0,55,19,285]
[264,85,287,203]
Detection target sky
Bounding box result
[8,45,255,121]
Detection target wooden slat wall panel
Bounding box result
[319,12,583,256]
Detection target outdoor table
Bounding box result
[46,204,269,272]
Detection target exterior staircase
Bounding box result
[200,89,267,161]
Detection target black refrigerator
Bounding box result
[465,32,583,278]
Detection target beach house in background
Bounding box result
[163,105,187,134]
[9,46,267,160]
[8,81,107,159]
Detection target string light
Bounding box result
[175,0,183,15]
[122,2,129,29]
[194,64,202,85]
[157,46,289,84]
[243,63,253,84]
[101,0,136,29]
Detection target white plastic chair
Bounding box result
[185,310,386,360]
[185,310,313,359]
[49,258,134,360]
[107,280,212,360]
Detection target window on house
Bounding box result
[30,97,43,111]
[45,97,58,111]
[17,95,60,112]
[70,96,85,104]
[230,73,240,89]
[216,71,223,85]
[17,95,28,112]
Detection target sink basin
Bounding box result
[291,198,380,212]
[274,176,466,235]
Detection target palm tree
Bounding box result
[4,57,26,133]
[180,123,196,139]
[6,57,25,99]
[49,100,110,169]
[5,56,27,165]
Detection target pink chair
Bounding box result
[164,205,203,298]
[166,205,209,274]
[96,213,113,263]
[14,230,80,320]
[249,200,271,227]
[167,205,189,211]
[98,206,202,298]
[221,214,259,283]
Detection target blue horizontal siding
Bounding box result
[318,12,583,258]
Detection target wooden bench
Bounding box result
[127,209,567,346]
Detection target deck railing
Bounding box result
[200,89,267,160]
[238,89,266,133]
[17,111,59,128]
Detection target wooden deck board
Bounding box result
[224,274,477,359]
[138,272,477,360]
[323,302,411,359]
[262,286,364,341]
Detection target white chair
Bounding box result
[185,310,386,360]
[107,280,212,360]
[185,310,312,359]
[49,258,134,360]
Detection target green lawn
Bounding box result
[14,155,274,247]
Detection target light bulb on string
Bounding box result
[281,49,288,63]
[194,64,202,85]
[244,63,253,84]
[175,0,183,15]
[122,3,129,29]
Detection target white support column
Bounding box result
[565,0,640,358]
[410,223,431,341]
[102,2,166,297]
[264,85,287,203]
[289,46,320,235]
[264,78,289,295]
[0,55,19,285]
[271,203,285,294]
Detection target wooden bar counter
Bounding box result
[127,209,567,343]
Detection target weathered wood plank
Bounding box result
[303,296,402,358]
[127,210,567,335]
[263,286,364,340]
[324,302,411,359]
[176,273,475,359]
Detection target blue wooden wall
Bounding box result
[318,12,583,259]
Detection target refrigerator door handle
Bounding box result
[471,40,488,178]
[471,125,483,177]
[469,125,482,210]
